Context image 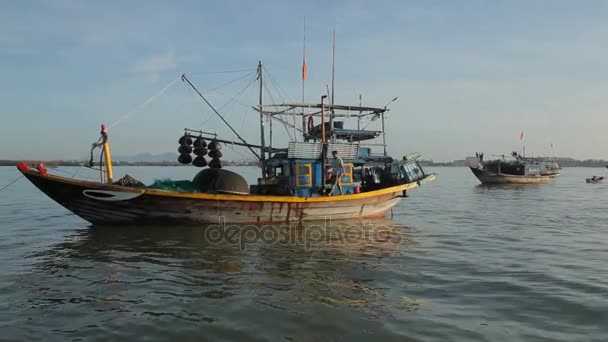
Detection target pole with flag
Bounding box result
[299,17,307,142]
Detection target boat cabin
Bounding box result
[250,141,426,197]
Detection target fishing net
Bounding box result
[146,179,198,193]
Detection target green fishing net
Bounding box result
[146,179,198,192]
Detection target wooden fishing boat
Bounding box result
[17,62,435,225]
[540,167,561,177]
[468,167,551,184]
[466,154,551,184]
[17,163,433,224]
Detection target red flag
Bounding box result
[520,131,524,140]
[302,57,307,81]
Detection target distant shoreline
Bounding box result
[1,159,606,167]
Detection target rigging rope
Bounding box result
[189,71,257,126]
[225,142,252,161]
[182,75,260,159]
[199,73,258,127]
[263,82,294,141]
[0,175,23,193]
[189,68,257,76]
[263,65,300,141]
[362,114,379,130]
[198,70,257,96]
[108,76,181,129]
[262,66,294,103]
[218,76,258,112]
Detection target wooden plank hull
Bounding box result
[20,169,434,225]
[469,167,551,184]
[540,168,561,177]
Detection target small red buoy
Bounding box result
[17,162,30,172]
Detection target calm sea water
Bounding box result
[0,166,606,341]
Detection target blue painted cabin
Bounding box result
[291,159,355,197]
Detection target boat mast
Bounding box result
[321,95,327,190]
[357,94,362,148]
[321,95,327,144]
[258,61,266,162]
[300,17,307,141]
[381,97,398,157]
[381,112,387,156]
[330,30,336,143]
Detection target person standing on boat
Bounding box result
[329,150,345,196]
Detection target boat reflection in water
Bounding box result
[19,220,413,337]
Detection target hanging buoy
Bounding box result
[192,156,208,167]
[209,158,222,169]
[178,144,193,154]
[179,135,193,146]
[178,153,192,164]
[193,146,208,156]
[208,140,222,151]
[178,135,192,145]
[193,137,207,148]
[208,149,223,159]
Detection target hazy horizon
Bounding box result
[1,1,607,162]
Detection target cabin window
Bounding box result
[295,163,312,187]
[340,163,354,185]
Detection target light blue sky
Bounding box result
[1,0,607,162]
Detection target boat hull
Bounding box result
[20,168,434,225]
[469,167,551,184]
[540,168,561,177]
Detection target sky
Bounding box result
[1,0,608,162]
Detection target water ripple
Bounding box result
[1,166,607,341]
